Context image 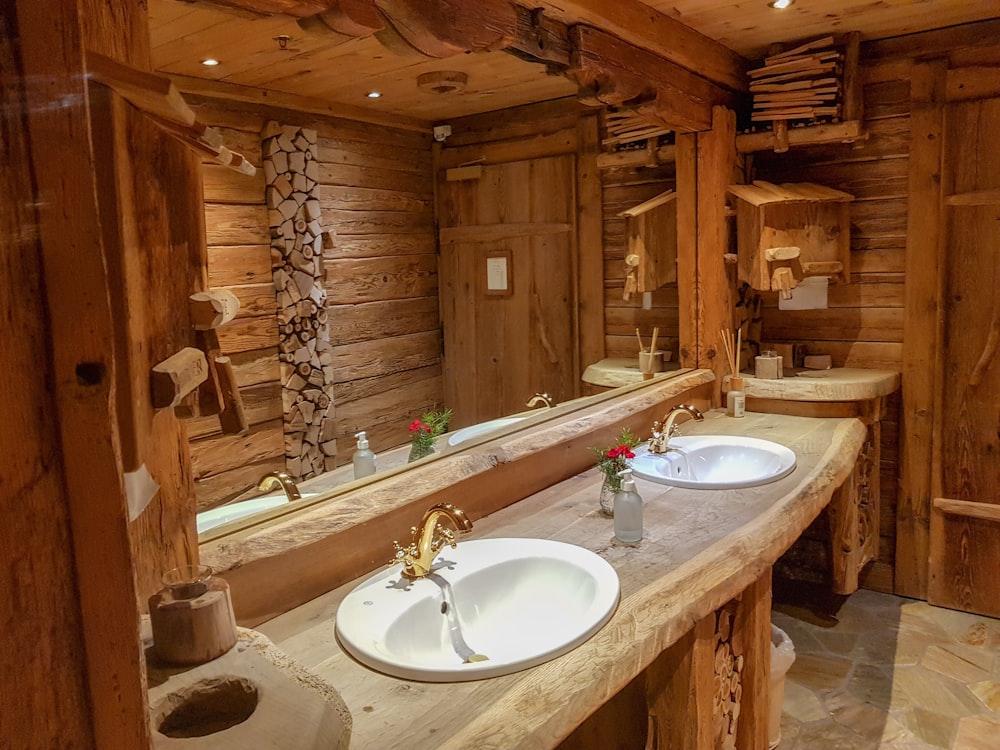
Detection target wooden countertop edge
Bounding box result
[203,370,714,570]
[436,417,868,750]
[722,369,901,402]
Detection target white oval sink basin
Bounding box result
[196,492,317,534]
[630,435,796,489]
[447,417,527,446]
[335,538,620,682]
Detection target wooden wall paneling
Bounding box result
[897,60,948,600]
[929,499,1000,618]
[0,6,96,745]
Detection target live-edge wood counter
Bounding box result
[257,411,866,750]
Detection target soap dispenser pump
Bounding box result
[352,431,376,479]
[614,468,643,544]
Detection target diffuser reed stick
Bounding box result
[635,327,645,353]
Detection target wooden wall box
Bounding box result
[728,181,853,292]
[619,189,678,295]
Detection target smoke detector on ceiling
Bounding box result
[417,71,469,95]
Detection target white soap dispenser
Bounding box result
[614,468,643,544]
[352,431,376,479]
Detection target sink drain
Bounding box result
[155,676,258,738]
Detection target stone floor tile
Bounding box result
[921,644,993,684]
[968,680,1000,711]
[828,697,894,740]
[896,707,956,748]
[892,665,986,716]
[846,662,895,707]
[781,681,829,723]
[793,718,875,749]
[787,652,853,692]
[810,629,859,656]
[952,714,1000,750]
[891,630,944,667]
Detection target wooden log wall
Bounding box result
[185,96,440,510]
[748,40,953,595]
[601,161,680,360]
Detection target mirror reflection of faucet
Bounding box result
[648,404,704,454]
[257,470,302,502]
[526,392,554,409]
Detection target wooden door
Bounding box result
[927,95,1000,617]
[438,155,578,428]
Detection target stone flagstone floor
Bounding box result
[771,585,1000,750]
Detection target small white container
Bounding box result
[352,431,376,479]
[726,376,746,418]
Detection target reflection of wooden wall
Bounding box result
[186,97,439,510]
[601,162,679,358]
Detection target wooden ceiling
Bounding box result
[149,0,999,126]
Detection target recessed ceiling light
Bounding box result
[201,58,220,66]
[366,91,382,99]
[770,0,793,8]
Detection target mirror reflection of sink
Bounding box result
[630,436,796,489]
[335,538,620,682]
[447,416,527,446]
[196,492,317,534]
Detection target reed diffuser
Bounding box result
[721,328,746,418]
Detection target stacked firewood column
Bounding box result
[713,603,745,750]
[262,121,336,478]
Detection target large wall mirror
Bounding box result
[145,0,683,543]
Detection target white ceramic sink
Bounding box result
[335,538,620,682]
[447,416,527,446]
[630,435,796,489]
[196,492,316,534]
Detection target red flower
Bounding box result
[408,419,423,432]
[606,445,635,459]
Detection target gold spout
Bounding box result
[257,470,302,502]
[392,503,473,579]
[526,392,554,409]
[649,404,704,454]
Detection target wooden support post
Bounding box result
[644,613,716,749]
[898,60,948,599]
[576,114,605,389]
[677,106,737,402]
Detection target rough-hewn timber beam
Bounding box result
[373,0,517,57]
[196,0,334,17]
[540,0,748,93]
[567,25,735,133]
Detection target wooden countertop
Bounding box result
[257,410,865,750]
[582,357,682,388]
[723,367,900,402]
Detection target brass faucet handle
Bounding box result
[437,526,457,549]
[390,539,414,566]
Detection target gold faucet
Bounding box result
[392,503,473,579]
[649,404,704,454]
[257,470,302,502]
[526,392,554,409]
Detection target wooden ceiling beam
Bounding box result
[539,0,748,93]
[195,0,336,18]
[373,0,518,57]
[566,25,736,132]
[314,0,384,36]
